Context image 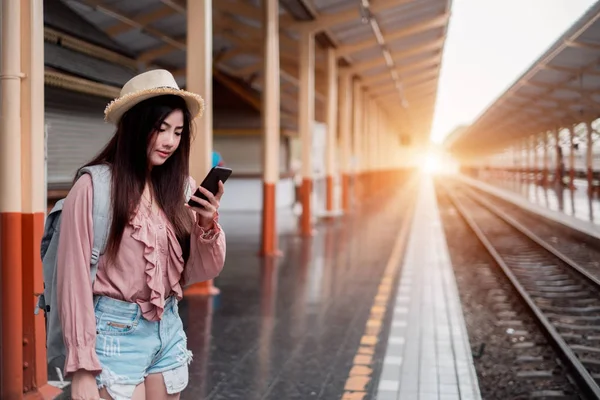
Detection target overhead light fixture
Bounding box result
[370,19,385,45]
[358,0,370,24]
[383,50,394,67]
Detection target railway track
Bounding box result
[441,181,600,399]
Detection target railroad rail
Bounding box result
[441,181,600,399]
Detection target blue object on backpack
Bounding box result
[212,151,222,168]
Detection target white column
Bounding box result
[260,0,280,255]
[187,0,213,179]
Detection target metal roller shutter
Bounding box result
[45,87,114,188]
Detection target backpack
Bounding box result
[37,164,113,371]
[36,164,194,372]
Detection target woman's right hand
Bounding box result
[71,370,101,400]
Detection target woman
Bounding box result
[56,69,226,400]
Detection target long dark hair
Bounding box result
[80,94,194,262]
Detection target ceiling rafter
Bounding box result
[70,0,186,50]
[362,61,440,87]
[369,69,438,91]
[336,12,449,57]
[105,5,175,37]
[288,0,412,32]
[348,38,444,74]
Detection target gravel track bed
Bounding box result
[435,180,581,399]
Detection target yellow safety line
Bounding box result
[341,187,416,400]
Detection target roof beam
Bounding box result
[214,10,298,53]
[105,5,175,37]
[349,38,443,74]
[137,39,185,63]
[369,67,439,90]
[371,73,437,95]
[544,64,600,77]
[214,0,295,26]
[336,13,449,58]
[361,55,442,86]
[288,0,412,33]
[565,40,600,51]
[70,0,186,51]
[363,62,439,87]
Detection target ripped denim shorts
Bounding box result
[93,295,192,400]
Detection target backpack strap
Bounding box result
[76,164,112,283]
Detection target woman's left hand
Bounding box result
[186,181,224,230]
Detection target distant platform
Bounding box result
[458,175,600,240]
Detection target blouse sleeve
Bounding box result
[184,177,226,286]
[56,174,103,377]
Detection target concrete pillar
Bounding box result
[186,0,217,296]
[532,134,538,185]
[1,0,24,397]
[299,30,315,236]
[338,72,352,212]
[542,131,549,186]
[555,129,562,185]
[362,95,370,196]
[21,0,59,397]
[373,104,380,189]
[569,126,575,188]
[325,48,338,215]
[524,137,530,184]
[586,121,594,191]
[352,79,362,203]
[260,0,281,256]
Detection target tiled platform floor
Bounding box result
[376,179,482,400]
[175,172,417,399]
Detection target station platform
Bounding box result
[175,173,417,400]
[173,173,482,400]
[458,174,600,240]
[376,179,481,400]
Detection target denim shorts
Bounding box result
[93,295,192,399]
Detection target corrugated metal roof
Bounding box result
[58,0,451,139]
[446,1,600,156]
[44,41,137,87]
[46,0,132,56]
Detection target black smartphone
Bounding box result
[188,166,232,208]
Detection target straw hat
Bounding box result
[104,69,204,124]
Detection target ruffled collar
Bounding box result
[129,206,185,320]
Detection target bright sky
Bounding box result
[430,0,599,144]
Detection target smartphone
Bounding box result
[188,166,232,208]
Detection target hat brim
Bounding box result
[104,87,205,124]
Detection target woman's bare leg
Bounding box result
[145,373,181,400]
[99,383,145,400]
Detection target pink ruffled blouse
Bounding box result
[56,174,226,377]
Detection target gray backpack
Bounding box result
[37,164,113,372]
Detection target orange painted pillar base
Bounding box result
[342,174,351,212]
[2,213,24,400]
[300,178,314,236]
[184,280,220,296]
[260,182,282,257]
[22,213,61,398]
[325,175,334,214]
[24,384,63,400]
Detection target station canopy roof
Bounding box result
[56,0,451,141]
[446,2,600,156]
